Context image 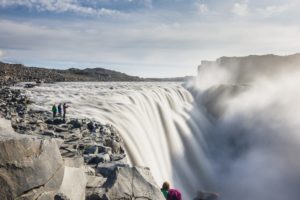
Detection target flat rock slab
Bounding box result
[96,166,165,200]
[0,118,64,200]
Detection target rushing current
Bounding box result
[20,62,300,200]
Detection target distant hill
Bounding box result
[0,62,191,85]
[0,62,143,84]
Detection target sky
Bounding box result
[0,0,300,77]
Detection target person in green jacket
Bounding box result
[161,181,170,199]
[52,104,57,118]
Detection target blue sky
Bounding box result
[0,0,299,77]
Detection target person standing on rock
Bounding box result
[161,182,170,199]
[52,104,57,118]
[63,103,69,121]
[58,103,62,116]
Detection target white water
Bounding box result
[18,66,300,200]
[21,82,214,199]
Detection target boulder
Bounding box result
[87,122,95,132]
[68,119,82,129]
[96,166,165,200]
[53,118,65,125]
[96,163,128,178]
[111,140,122,154]
[54,193,70,200]
[58,166,87,200]
[0,122,64,200]
[86,153,111,165]
[43,130,56,137]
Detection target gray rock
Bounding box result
[87,122,95,132]
[84,166,96,176]
[0,128,64,200]
[87,153,111,165]
[43,130,56,137]
[86,175,106,188]
[84,145,98,155]
[63,156,84,168]
[53,118,65,125]
[68,119,82,129]
[111,140,121,154]
[100,166,165,200]
[110,154,126,162]
[96,163,129,178]
[58,166,87,200]
[54,193,70,200]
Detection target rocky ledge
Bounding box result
[0,86,166,200]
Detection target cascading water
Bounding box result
[22,58,300,200]
[24,82,215,199]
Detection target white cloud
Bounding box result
[258,4,290,17]
[0,0,122,16]
[232,1,248,16]
[1,16,300,77]
[196,3,209,14]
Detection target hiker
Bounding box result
[52,104,57,118]
[58,103,62,116]
[63,103,69,120]
[167,188,182,200]
[161,182,170,199]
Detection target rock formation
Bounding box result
[0,87,165,200]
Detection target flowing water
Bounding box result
[19,65,300,200]
[22,82,213,199]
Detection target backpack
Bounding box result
[167,189,182,200]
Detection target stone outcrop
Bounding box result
[86,165,165,200]
[0,119,64,200]
[0,88,166,200]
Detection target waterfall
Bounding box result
[25,62,300,200]
[25,82,215,199]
